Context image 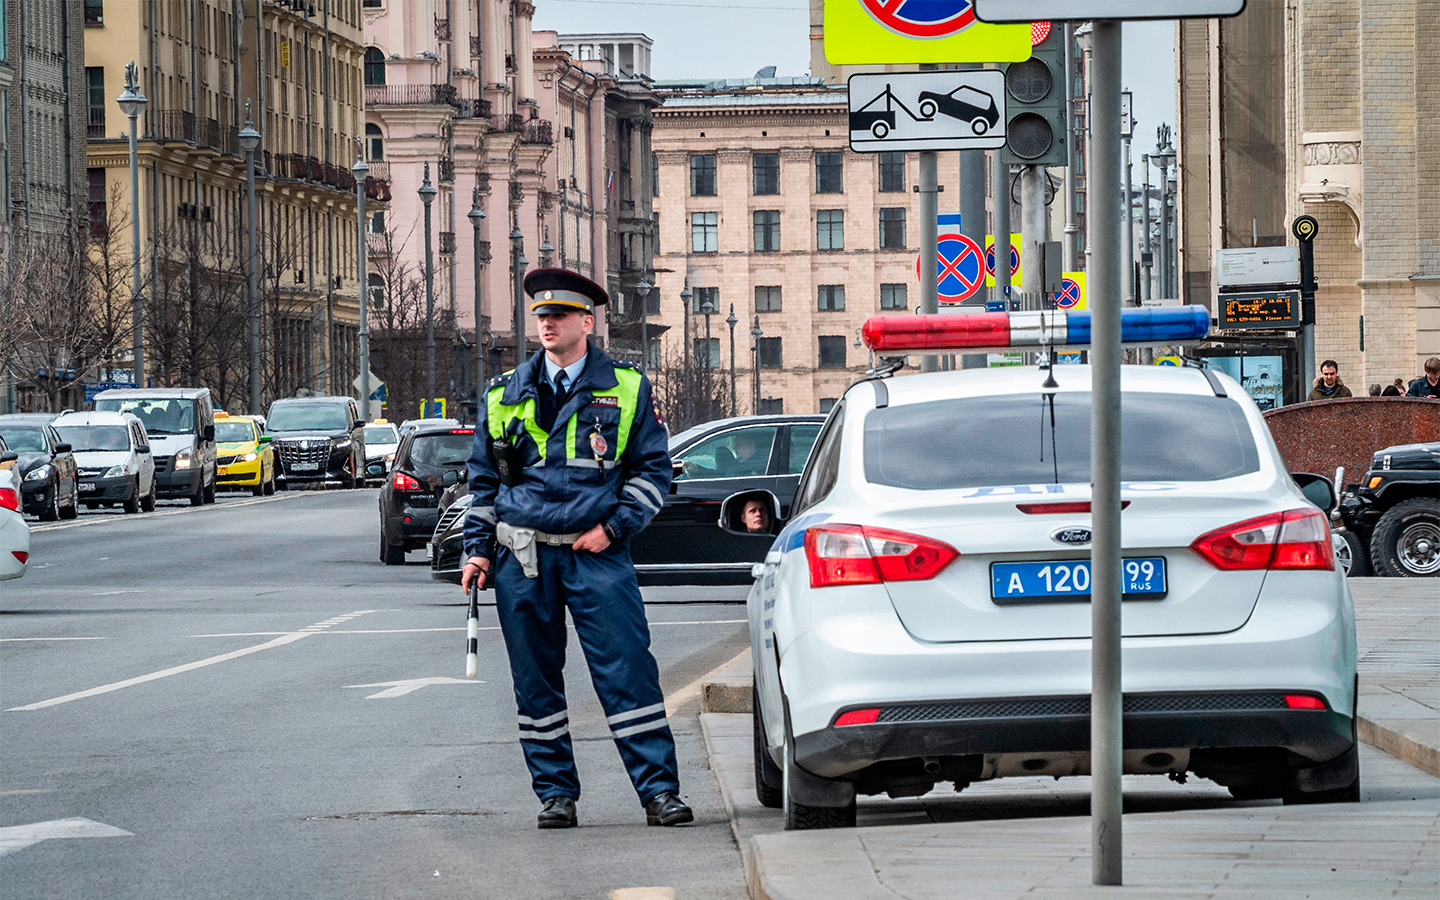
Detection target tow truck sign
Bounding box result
[848,71,1007,153]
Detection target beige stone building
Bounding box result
[651,80,985,421]
[1178,0,1438,396]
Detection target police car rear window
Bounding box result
[863,393,1261,490]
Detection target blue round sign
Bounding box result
[985,240,1020,277]
[1055,277,1082,310]
[860,0,976,39]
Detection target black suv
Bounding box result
[378,421,475,565]
[1337,441,1439,577]
[266,396,366,489]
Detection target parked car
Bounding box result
[0,414,79,520]
[379,421,475,564]
[1336,441,1439,577]
[266,396,366,489]
[213,414,276,496]
[51,411,157,514]
[916,84,1001,134]
[363,420,401,484]
[0,464,30,580]
[737,364,1358,829]
[93,387,217,506]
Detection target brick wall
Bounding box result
[1300,0,1361,131]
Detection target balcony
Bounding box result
[272,154,357,192]
[151,109,197,144]
[454,98,492,120]
[438,158,455,183]
[492,113,525,133]
[521,119,553,145]
[439,231,456,255]
[366,160,390,182]
[365,84,459,107]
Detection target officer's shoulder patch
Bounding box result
[612,358,640,371]
[590,395,619,407]
[489,371,515,388]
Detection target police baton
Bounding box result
[464,580,480,679]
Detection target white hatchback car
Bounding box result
[0,466,31,580]
[730,364,1358,829]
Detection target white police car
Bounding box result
[724,309,1358,830]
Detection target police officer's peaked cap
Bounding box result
[524,268,609,315]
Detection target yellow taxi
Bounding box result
[214,413,275,496]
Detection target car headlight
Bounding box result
[24,465,52,482]
[241,452,258,462]
[174,449,193,470]
[334,439,351,450]
[104,464,131,477]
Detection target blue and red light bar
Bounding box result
[862,306,1211,354]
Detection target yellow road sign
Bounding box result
[985,233,1023,287]
[1054,271,1086,310]
[824,1,1032,65]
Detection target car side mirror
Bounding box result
[718,489,784,537]
[203,424,216,441]
[353,419,365,431]
[441,469,462,487]
[137,444,151,455]
[258,435,272,445]
[55,443,72,454]
[1291,472,1336,513]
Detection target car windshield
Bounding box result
[95,398,195,435]
[55,425,131,452]
[0,427,47,452]
[364,425,398,444]
[863,393,1261,490]
[407,433,474,470]
[215,421,255,443]
[268,405,349,432]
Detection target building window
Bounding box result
[818,336,847,369]
[693,337,720,368]
[819,397,838,414]
[754,285,782,313]
[879,151,905,192]
[879,207,907,249]
[85,67,105,137]
[758,337,782,369]
[651,152,659,196]
[816,209,844,251]
[644,290,661,315]
[816,151,843,193]
[84,0,103,25]
[880,283,908,310]
[692,285,719,314]
[758,397,784,414]
[753,152,779,195]
[367,273,386,308]
[368,210,386,234]
[364,47,386,85]
[87,168,107,240]
[690,154,716,196]
[817,285,845,312]
[753,209,780,252]
[690,212,718,253]
[365,123,383,161]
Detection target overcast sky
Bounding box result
[534,1,1178,149]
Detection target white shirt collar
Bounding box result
[543,354,586,387]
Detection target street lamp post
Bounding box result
[238,103,261,415]
[117,62,148,388]
[419,164,438,411]
[539,229,554,268]
[701,298,715,421]
[680,283,692,426]
[1140,153,1153,301]
[635,277,651,370]
[352,139,371,421]
[467,187,486,417]
[510,215,527,367]
[750,315,763,414]
[1121,90,1135,306]
[726,304,738,417]
[1150,129,1176,300]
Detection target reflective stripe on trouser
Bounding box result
[493,542,680,804]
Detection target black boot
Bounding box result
[537,796,577,829]
[643,791,694,827]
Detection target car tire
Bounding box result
[203,477,216,504]
[753,686,784,809]
[141,479,157,512]
[59,486,79,520]
[123,480,141,514]
[1368,498,1440,577]
[264,469,276,495]
[342,456,359,490]
[781,737,856,830]
[38,488,60,522]
[381,532,406,565]
[190,477,204,506]
[1338,530,1370,577]
[252,477,265,497]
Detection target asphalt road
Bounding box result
[0,488,752,900]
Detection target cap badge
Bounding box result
[543,290,553,300]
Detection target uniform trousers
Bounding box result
[493,540,680,804]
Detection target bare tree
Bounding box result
[365,227,461,422]
[648,340,730,433]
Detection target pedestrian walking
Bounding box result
[459,267,693,830]
[1367,383,1382,397]
[1307,359,1353,401]
[1405,357,1440,398]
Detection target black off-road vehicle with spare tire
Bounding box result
[1337,441,1440,577]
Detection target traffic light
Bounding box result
[1000,23,1067,168]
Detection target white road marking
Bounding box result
[94,590,143,596]
[189,620,745,638]
[6,611,380,711]
[30,493,306,533]
[0,637,104,642]
[610,888,676,900]
[0,817,132,858]
[345,677,484,699]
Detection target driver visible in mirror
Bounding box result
[742,498,771,533]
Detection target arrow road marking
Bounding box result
[346,677,485,699]
[0,817,132,858]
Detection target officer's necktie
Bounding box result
[553,371,569,408]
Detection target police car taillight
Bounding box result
[0,487,19,513]
[804,524,959,588]
[1190,508,1334,571]
[861,306,1211,354]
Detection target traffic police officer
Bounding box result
[460,268,692,830]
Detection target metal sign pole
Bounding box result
[919,149,940,373]
[993,151,1011,306]
[1088,18,1124,887]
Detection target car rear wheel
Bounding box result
[264,468,276,495]
[1338,530,1369,577]
[753,686,783,809]
[381,532,406,565]
[781,736,856,830]
[123,480,141,514]
[203,478,216,504]
[1369,498,1440,577]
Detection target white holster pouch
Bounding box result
[496,522,540,578]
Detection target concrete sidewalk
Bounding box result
[699,578,1439,899]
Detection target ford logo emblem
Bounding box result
[1052,527,1092,545]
